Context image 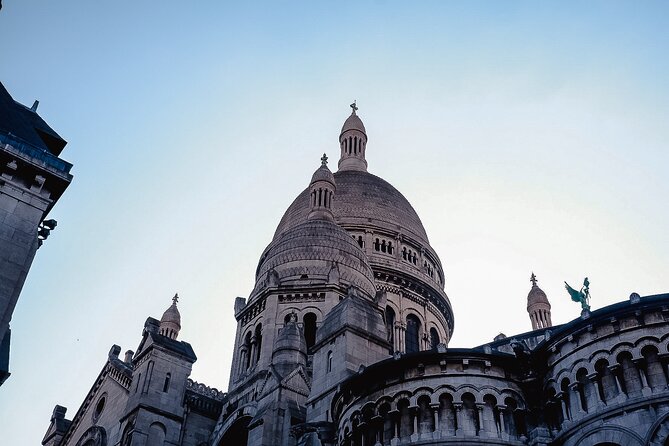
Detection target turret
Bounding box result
[159,294,181,339]
[338,101,368,172]
[271,312,307,376]
[527,273,552,330]
[308,154,336,221]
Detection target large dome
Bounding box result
[274,170,430,245]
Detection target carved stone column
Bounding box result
[431,403,440,436]
[388,409,400,446]
[496,405,507,440]
[568,383,584,418]
[634,359,652,397]
[555,392,568,426]
[453,403,464,436]
[587,372,605,409]
[409,406,419,441]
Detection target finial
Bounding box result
[172,293,179,305]
[530,273,537,286]
[321,153,328,166]
[350,100,358,114]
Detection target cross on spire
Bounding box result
[350,100,358,114]
[530,273,538,286]
[321,153,328,166]
[172,293,179,305]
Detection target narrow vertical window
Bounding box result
[163,373,171,392]
[406,315,421,353]
[327,351,333,373]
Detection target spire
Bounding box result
[527,273,552,330]
[308,154,336,221]
[159,293,181,340]
[338,102,368,172]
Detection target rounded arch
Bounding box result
[303,312,317,351]
[75,426,107,446]
[147,422,166,446]
[405,313,421,353]
[218,416,251,446]
[573,425,644,446]
[646,412,669,445]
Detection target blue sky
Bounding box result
[0,1,668,444]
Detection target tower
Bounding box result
[0,82,73,385]
[337,102,368,172]
[123,296,196,446]
[527,273,552,330]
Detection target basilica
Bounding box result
[42,107,669,446]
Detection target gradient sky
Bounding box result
[1,1,668,444]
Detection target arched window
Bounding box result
[146,422,166,446]
[327,351,333,373]
[303,312,317,351]
[162,373,171,393]
[430,327,440,349]
[386,306,395,354]
[255,324,263,362]
[244,331,252,369]
[405,315,421,353]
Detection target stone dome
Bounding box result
[160,302,181,328]
[341,113,366,136]
[253,219,376,299]
[527,284,550,309]
[159,295,181,339]
[273,170,430,245]
[310,156,335,185]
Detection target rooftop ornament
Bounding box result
[350,100,358,114]
[565,277,591,313]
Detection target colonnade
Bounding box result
[340,393,526,446]
[547,345,669,431]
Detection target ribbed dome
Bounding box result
[341,113,366,136]
[254,219,376,298]
[527,285,550,308]
[274,170,429,244]
[310,161,335,185]
[160,303,181,328]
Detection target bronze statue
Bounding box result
[565,277,591,311]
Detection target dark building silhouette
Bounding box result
[0,81,73,385]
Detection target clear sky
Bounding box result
[1,1,668,444]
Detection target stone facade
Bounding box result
[44,107,669,446]
[0,81,73,385]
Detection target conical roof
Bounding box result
[160,297,181,329]
[340,112,366,136]
[527,274,550,309]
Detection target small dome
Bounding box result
[527,284,550,308]
[253,219,376,299]
[161,303,181,327]
[310,154,335,185]
[272,313,307,375]
[274,314,307,355]
[159,294,181,339]
[340,113,366,136]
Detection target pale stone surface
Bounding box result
[43,109,669,446]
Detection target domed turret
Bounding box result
[338,101,368,172]
[159,294,181,339]
[308,154,336,221]
[271,312,307,376]
[527,273,552,330]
